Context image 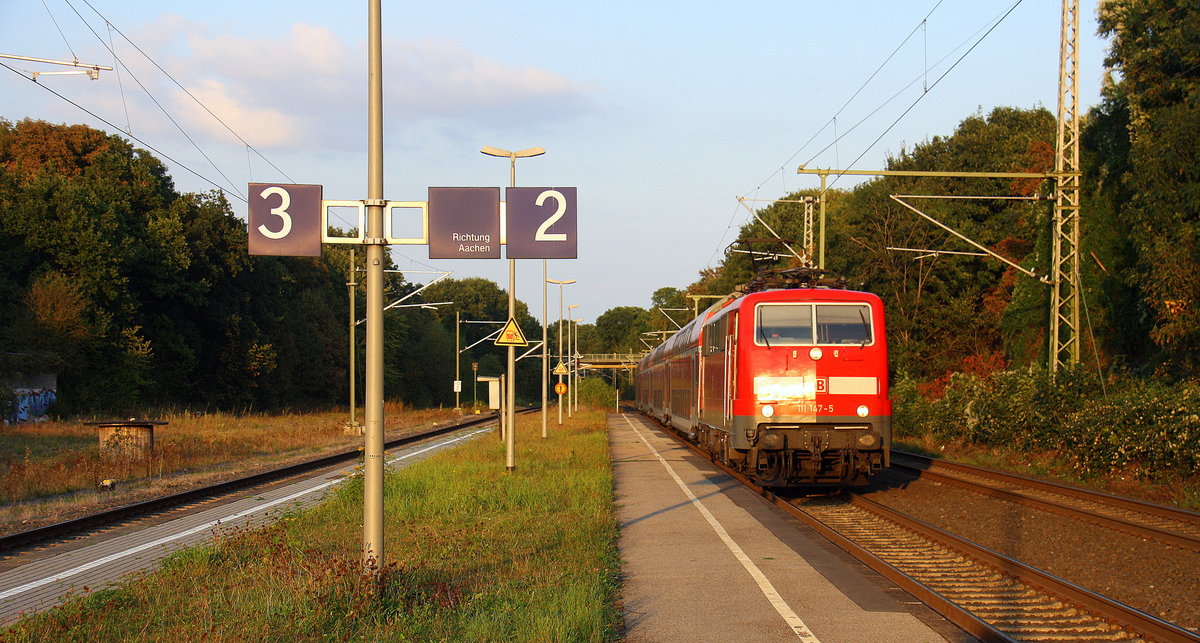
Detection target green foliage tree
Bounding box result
[421,277,542,404]
[1099,0,1200,373]
[0,119,354,413]
[592,306,651,354]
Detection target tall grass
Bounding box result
[0,403,446,504]
[3,409,622,641]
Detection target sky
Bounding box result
[1,1,1109,325]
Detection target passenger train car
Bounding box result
[634,270,890,486]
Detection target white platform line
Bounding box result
[0,427,492,603]
[621,414,820,642]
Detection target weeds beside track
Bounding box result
[2,409,621,642]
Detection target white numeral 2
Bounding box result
[534,189,567,242]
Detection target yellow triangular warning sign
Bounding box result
[494,317,529,346]
[553,362,569,375]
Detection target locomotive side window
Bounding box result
[755,303,873,346]
[816,304,873,345]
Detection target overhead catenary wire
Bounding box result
[717,1,1026,268]
[60,0,245,201]
[828,0,1025,190]
[79,0,295,185]
[2,61,248,203]
[744,0,947,197]
[41,0,78,62]
[799,1,1024,181]
[105,22,132,135]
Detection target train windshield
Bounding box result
[756,303,873,346]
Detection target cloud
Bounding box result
[171,78,298,147]
[137,22,591,150]
[387,39,593,124]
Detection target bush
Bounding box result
[893,367,1200,477]
[576,377,618,410]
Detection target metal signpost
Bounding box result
[246,2,576,579]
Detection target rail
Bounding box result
[0,409,533,552]
[891,450,1200,553]
[634,412,1200,642]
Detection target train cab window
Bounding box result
[756,303,873,346]
[755,304,814,345]
[816,304,873,345]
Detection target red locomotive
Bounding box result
[635,268,891,486]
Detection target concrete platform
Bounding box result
[611,412,966,643]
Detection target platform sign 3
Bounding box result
[248,183,323,256]
[505,187,577,259]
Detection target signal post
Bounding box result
[248,49,576,577]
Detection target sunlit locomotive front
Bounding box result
[636,274,890,486]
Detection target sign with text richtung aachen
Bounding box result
[428,187,501,259]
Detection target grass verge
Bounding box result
[0,402,454,529]
[3,408,622,642]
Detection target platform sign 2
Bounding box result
[428,187,501,259]
[505,187,577,259]
[248,183,323,256]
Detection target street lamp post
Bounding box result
[572,316,584,414]
[454,310,461,411]
[347,248,359,430]
[547,278,575,424]
[567,304,579,418]
[480,145,544,472]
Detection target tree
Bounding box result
[0,120,357,413]
[420,277,543,404]
[593,306,651,354]
[1099,0,1200,373]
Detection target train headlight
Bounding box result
[761,404,775,418]
[809,347,823,360]
[856,404,870,418]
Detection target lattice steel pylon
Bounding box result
[1050,0,1081,372]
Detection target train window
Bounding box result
[755,303,874,346]
[755,304,814,345]
[702,315,727,354]
[816,304,873,345]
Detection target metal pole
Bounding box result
[363,0,386,576]
[614,369,619,412]
[454,310,461,410]
[567,317,574,419]
[505,154,517,472]
[348,248,357,427]
[819,172,828,269]
[542,260,548,438]
[506,259,517,472]
[557,286,564,425]
[573,319,579,414]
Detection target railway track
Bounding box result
[890,450,1200,554]
[651,417,1200,642]
[0,410,519,553]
